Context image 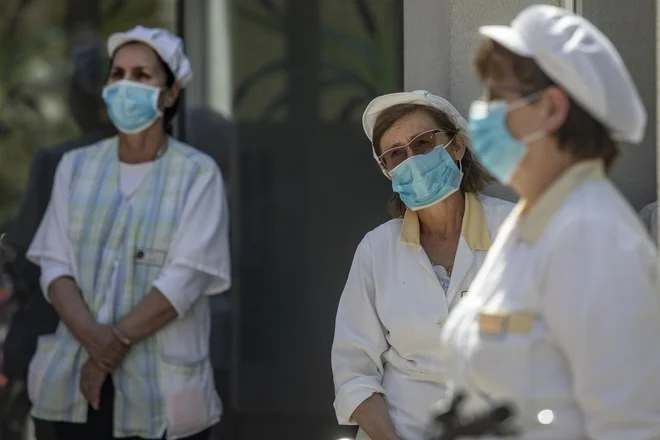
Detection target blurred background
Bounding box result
[0,1,655,440]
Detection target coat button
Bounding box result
[436,318,446,326]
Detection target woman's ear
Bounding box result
[161,83,181,109]
[541,86,570,135]
[451,133,467,161]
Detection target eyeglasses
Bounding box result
[482,83,547,103]
[377,129,448,172]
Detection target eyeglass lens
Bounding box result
[380,130,438,171]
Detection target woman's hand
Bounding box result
[80,359,107,410]
[81,323,129,372]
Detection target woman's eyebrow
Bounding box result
[386,129,434,151]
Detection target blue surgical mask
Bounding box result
[102,80,163,134]
[467,94,545,184]
[389,139,463,211]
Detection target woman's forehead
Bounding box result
[386,110,437,135]
[112,42,162,69]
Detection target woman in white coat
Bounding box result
[438,5,660,439]
[331,91,514,440]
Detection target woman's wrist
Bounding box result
[111,325,132,347]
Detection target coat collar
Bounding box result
[400,192,492,250]
[516,159,605,244]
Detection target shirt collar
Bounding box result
[517,159,605,244]
[400,192,492,250]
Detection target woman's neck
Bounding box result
[515,150,578,215]
[417,191,465,239]
[117,122,167,164]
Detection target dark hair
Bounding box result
[372,103,494,218]
[160,59,180,135]
[474,39,618,170]
[107,42,181,135]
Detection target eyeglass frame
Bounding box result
[376,129,455,174]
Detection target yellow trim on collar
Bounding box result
[462,192,492,250]
[518,159,605,244]
[400,192,492,250]
[400,210,421,246]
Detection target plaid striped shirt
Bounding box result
[29,137,221,438]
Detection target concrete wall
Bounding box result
[581,0,656,210]
[404,0,657,208]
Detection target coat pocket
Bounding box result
[159,357,221,439]
[156,297,210,364]
[468,310,535,405]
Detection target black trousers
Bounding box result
[37,377,212,440]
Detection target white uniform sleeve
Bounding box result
[541,220,660,440]
[153,266,213,318]
[154,166,231,317]
[39,261,75,299]
[331,236,388,425]
[26,155,75,300]
[639,202,658,243]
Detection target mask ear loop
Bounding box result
[507,89,548,145]
[520,130,546,145]
[442,135,457,151]
[443,135,463,172]
[507,88,546,112]
[384,166,393,181]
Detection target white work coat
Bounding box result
[332,193,514,440]
[441,160,660,440]
[639,201,658,244]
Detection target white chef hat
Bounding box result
[362,90,469,163]
[479,5,646,144]
[107,25,193,88]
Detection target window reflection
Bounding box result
[232,0,288,121]
[0,0,176,229]
[320,0,402,121]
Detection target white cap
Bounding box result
[362,90,468,147]
[479,5,646,144]
[107,25,193,88]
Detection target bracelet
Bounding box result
[111,326,132,347]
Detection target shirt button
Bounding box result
[436,318,446,326]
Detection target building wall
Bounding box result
[581,0,656,210]
[404,0,657,209]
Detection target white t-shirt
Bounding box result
[119,162,153,200]
[433,265,451,294]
